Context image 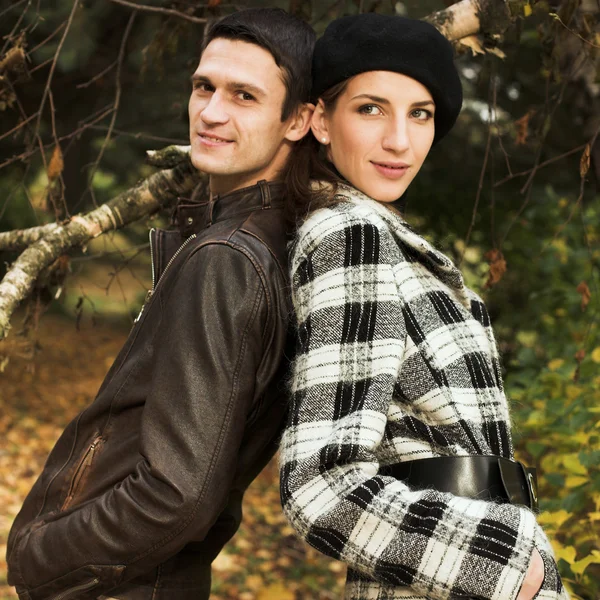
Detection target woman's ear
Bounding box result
[285,102,315,142]
[310,99,330,146]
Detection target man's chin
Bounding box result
[190,153,232,176]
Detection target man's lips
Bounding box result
[196,132,234,147]
[371,160,410,180]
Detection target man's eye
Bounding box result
[238,92,255,102]
[358,104,382,116]
[195,83,213,93]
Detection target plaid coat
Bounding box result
[280,185,568,600]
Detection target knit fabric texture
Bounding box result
[280,184,568,600]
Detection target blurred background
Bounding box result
[0,0,599,598]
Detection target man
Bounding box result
[7,8,314,599]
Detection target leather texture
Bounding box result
[6,181,293,600]
[379,455,538,511]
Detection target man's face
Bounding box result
[189,38,301,195]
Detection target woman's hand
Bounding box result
[516,548,544,600]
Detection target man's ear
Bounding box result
[284,102,315,142]
[309,99,329,146]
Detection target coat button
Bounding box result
[187,217,194,225]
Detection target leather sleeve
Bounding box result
[11,242,269,599]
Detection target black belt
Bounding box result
[379,455,538,512]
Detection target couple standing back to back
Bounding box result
[7,7,568,600]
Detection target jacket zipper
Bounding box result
[134,230,197,323]
[50,577,100,600]
[61,436,102,511]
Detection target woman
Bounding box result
[280,13,567,600]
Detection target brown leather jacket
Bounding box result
[7,181,293,600]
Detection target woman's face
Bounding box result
[311,71,436,203]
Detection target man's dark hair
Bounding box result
[201,8,315,121]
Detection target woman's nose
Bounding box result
[382,118,410,153]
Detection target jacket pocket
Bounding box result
[19,564,126,600]
[61,436,103,511]
[49,577,100,600]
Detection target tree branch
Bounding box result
[106,0,207,25]
[0,148,202,339]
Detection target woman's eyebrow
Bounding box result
[411,100,435,108]
[350,94,389,104]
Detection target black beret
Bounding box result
[312,13,463,144]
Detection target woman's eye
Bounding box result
[358,104,382,116]
[412,108,433,120]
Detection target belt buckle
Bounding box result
[526,467,539,513]
[498,459,539,512]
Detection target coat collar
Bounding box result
[333,183,470,303]
[176,179,286,237]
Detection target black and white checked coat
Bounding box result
[280,185,568,600]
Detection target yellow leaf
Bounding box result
[566,385,582,401]
[565,475,588,488]
[554,545,577,564]
[257,584,295,600]
[571,552,600,575]
[524,3,532,17]
[562,453,588,476]
[588,512,600,521]
[591,347,600,363]
[537,509,571,528]
[548,358,564,371]
[572,431,591,445]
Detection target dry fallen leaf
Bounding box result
[580,144,591,178]
[47,145,64,181]
[514,113,532,146]
[576,281,591,311]
[484,249,507,289]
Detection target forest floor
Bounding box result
[0,258,346,600]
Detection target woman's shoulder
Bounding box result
[294,200,392,259]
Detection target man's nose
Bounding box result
[382,118,410,153]
[200,92,229,125]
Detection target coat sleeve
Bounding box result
[279,209,542,600]
[10,242,270,599]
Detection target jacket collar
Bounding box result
[334,183,470,305]
[176,179,286,237]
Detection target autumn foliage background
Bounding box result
[1,0,599,599]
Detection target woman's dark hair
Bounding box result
[283,80,350,229]
[201,8,315,121]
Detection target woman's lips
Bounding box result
[371,161,409,180]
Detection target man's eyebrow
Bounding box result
[226,81,267,98]
[191,74,210,85]
[190,74,266,98]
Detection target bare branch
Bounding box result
[0,152,203,339]
[106,0,207,25]
[31,0,79,153]
[85,11,137,206]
